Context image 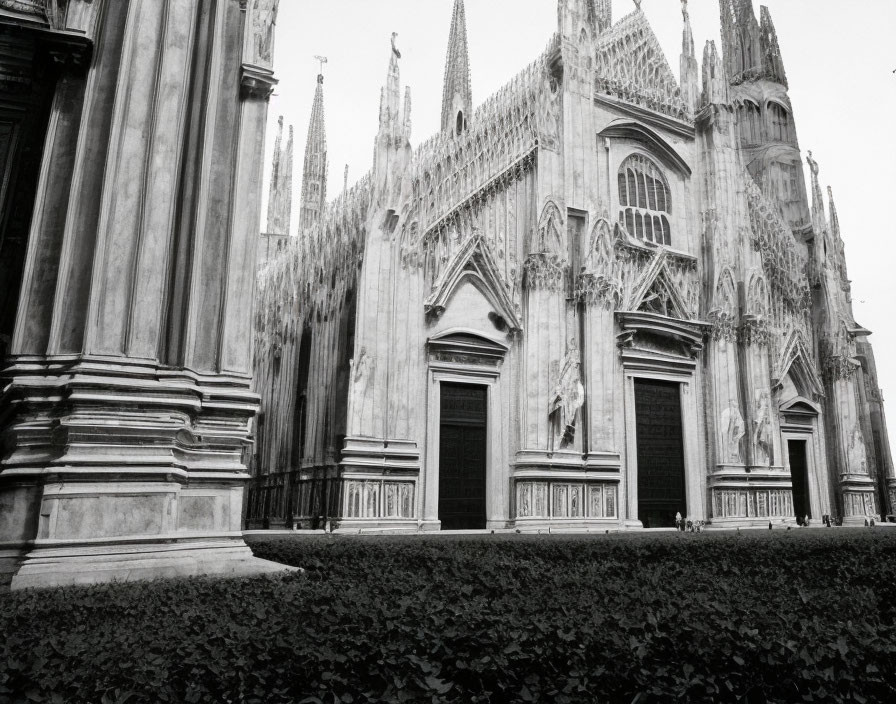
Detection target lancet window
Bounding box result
[739,100,762,146]
[768,102,792,143]
[618,154,671,246]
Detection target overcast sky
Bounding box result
[262,0,896,423]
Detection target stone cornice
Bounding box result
[595,94,695,141]
[240,63,277,100]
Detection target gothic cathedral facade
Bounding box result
[249,0,895,531]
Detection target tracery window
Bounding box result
[739,101,762,146]
[618,154,671,246]
[768,102,791,142]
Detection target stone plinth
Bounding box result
[0,0,283,588]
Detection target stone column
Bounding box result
[577,218,623,518]
[825,357,878,523]
[0,0,287,588]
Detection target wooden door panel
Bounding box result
[635,379,686,528]
[439,384,487,530]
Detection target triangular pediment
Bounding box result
[780,396,821,416]
[774,329,824,400]
[628,251,690,320]
[594,10,688,119]
[424,233,522,334]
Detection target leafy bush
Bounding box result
[2,530,895,703]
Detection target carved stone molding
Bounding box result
[426,330,508,368]
[240,64,277,100]
[593,9,692,123]
[423,232,523,335]
[575,271,619,309]
[740,316,770,347]
[523,252,566,292]
[616,311,709,359]
[708,310,738,343]
[823,353,859,382]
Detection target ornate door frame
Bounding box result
[422,329,510,530]
[622,364,705,527]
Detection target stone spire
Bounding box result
[827,185,850,288]
[759,5,787,86]
[440,0,473,136]
[719,0,787,86]
[827,186,840,242]
[374,33,412,202]
[680,0,699,113]
[299,69,328,234]
[379,34,403,137]
[266,116,293,236]
[595,0,612,32]
[806,150,825,225]
[701,40,730,108]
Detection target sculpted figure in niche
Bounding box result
[535,201,565,254]
[549,341,585,448]
[253,0,279,66]
[720,400,745,464]
[348,347,374,432]
[536,78,561,150]
[753,390,772,466]
[847,424,868,474]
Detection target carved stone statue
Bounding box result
[550,343,585,448]
[847,424,868,474]
[807,150,819,180]
[348,347,374,432]
[720,400,745,464]
[391,32,401,59]
[753,390,772,466]
[252,0,279,66]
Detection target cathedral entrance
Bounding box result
[635,379,686,528]
[438,383,487,530]
[788,440,811,520]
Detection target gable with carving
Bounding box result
[424,232,522,335]
[594,9,690,121]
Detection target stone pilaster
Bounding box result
[0,0,286,588]
[522,251,568,452]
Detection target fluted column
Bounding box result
[0,0,285,588]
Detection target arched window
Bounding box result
[768,102,791,142]
[739,101,761,146]
[618,154,671,246]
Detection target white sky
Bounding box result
[262,0,896,425]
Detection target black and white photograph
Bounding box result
[1,1,895,701]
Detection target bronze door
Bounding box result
[635,379,686,528]
[438,383,487,530]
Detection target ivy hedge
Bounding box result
[2,530,895,703]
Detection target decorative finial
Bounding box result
[314,55,328,76]
[391,32,401,59]
[681,0,688,17]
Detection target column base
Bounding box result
[8,536,294,591]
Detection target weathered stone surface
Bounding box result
[246,0,889,531]
[0,0,284,588]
